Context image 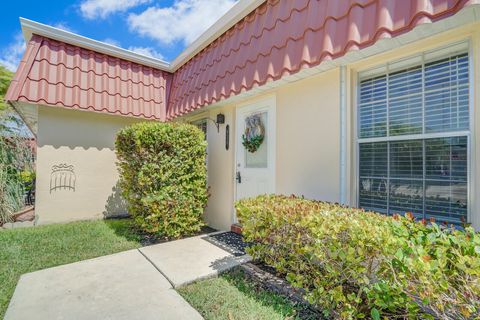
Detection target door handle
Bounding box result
[236,171,241,184]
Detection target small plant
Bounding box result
[236,195,480,319]
[19,169,35,185]
[0,168,24,224]
[115,122,208,239]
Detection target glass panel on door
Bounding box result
[244,112,268,168]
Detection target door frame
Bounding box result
[233,95,276,221]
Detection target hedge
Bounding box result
[236,195,480,319]
[115,122,208,238]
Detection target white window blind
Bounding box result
[424,55,469,133]
[358,45,469,225]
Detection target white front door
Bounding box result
[235,96,276,205]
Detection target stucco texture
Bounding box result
[198,107,236,231]
[193,68,340,230]
[276,69,340,201]
[35,106,144,224]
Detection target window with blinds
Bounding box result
[358,43,469,225]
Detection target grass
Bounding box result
[0,219,142,318]
[178,269,309,320]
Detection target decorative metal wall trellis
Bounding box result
[50,164,76,193]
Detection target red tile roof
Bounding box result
[5,0,476,121]
[6,35,171,120]
[166,0,473,119]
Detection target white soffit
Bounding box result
[12,101,38,136]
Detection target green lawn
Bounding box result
[0,219,141,318]
[178,269,311,320]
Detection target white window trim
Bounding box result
[353,39,474,223]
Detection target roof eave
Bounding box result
[170,0,266,71]
[19,18,171,71]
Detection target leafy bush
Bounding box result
[0,167,24,224]
[0,66,35,224]
[115,122,208,238]
[0,127,35,224]
[0,137,34,224]
[236,195,480,319]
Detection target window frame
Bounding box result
[192,118,208,139]
[191,118,209,182]
[354,40,474,223]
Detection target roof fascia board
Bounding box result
[19,18,171,71]
[170,0,266,71]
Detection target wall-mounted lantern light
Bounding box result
[208,113,225,133]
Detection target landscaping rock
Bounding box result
[1,219,36,230]
[204,231,251,256]
[13,221,35,228]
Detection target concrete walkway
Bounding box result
[140,233,251,288]
[5,232,251,320]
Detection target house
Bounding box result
[5,0,480,230]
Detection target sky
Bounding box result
[0,0,238,72]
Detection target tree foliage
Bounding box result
[0,66,13,113]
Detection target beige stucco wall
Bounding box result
[203,107,236,230]
[276,69,340,201]
[35,106,144,224]
[188,69,341,230]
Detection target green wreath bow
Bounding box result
[242,134,264,153]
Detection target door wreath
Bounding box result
[242,114,265,153]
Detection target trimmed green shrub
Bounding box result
[116,122,207,238]
[236,195,480,319]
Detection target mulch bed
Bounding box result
[136,225,217,246]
